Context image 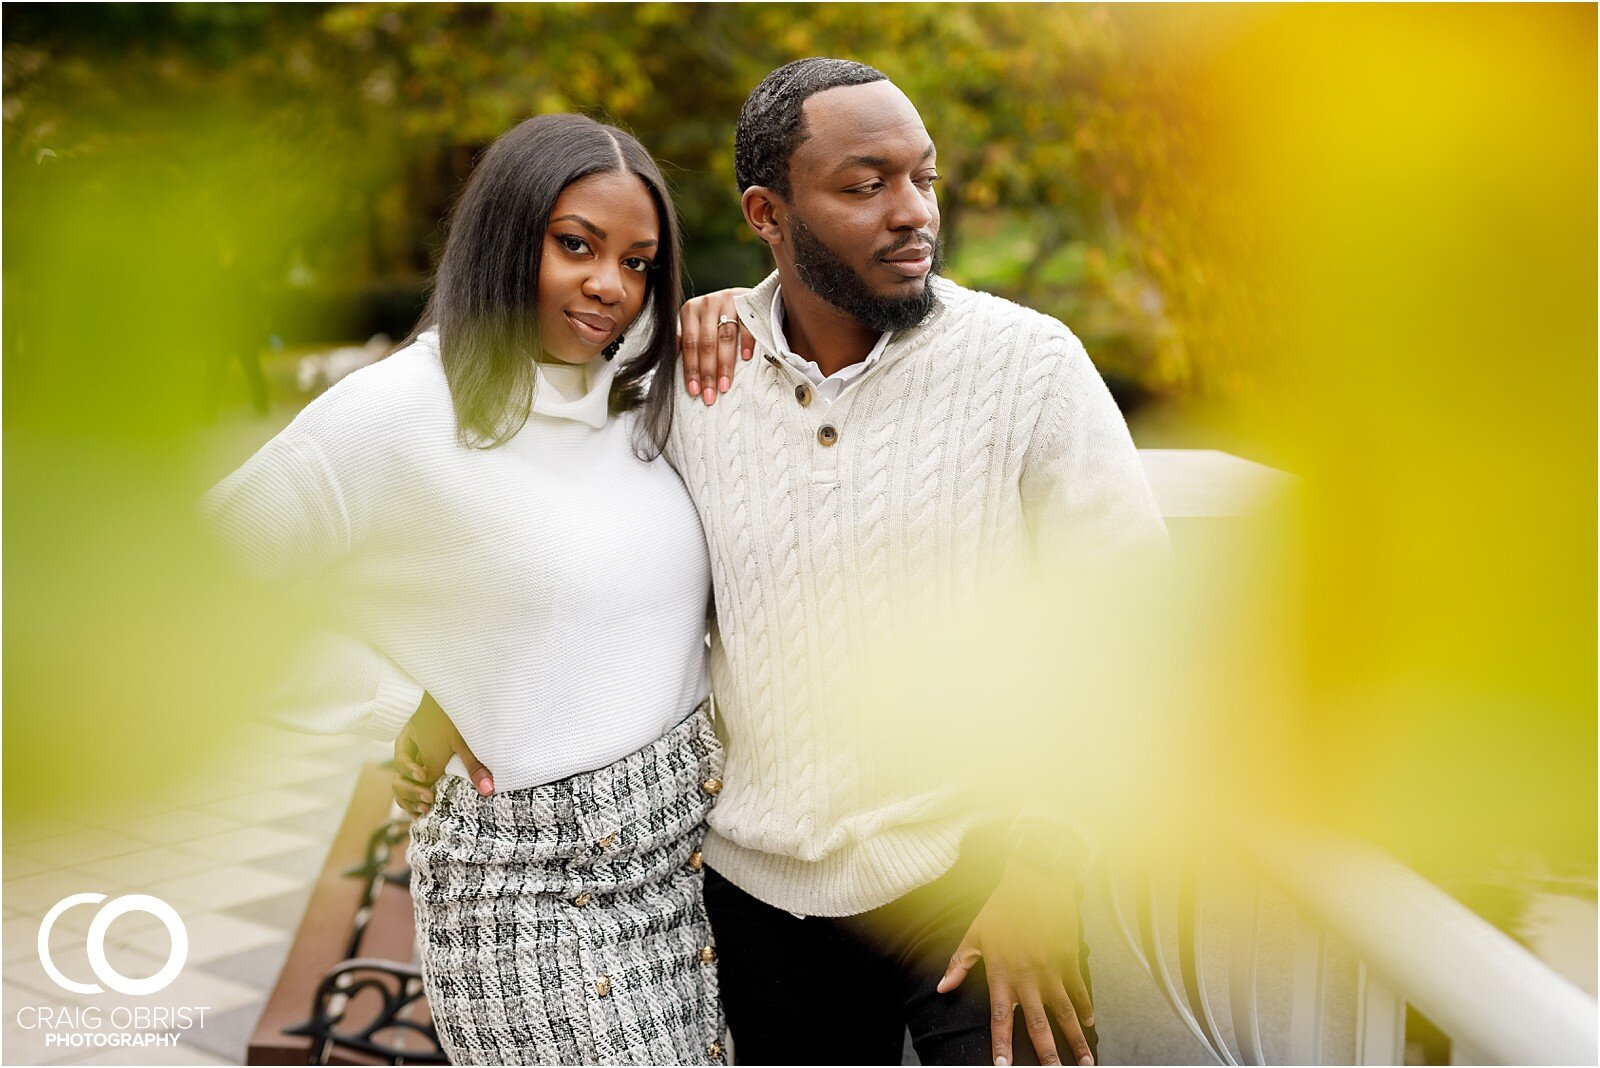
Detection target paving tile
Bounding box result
[2,853,56,880]
[135,962,262,1016]
[297,769,375,802]
[241,844,332,882]
[3,725,418,1067]
[4,814,93,845]
[200,941,291,991]
[254,807,345,839]
[5,940,172,1001]
[1,869,107,917]
[2,982,84,1066]
[71,793,182,825]
[7,828,149,868]
[182,1001,264,1061]
[232,755,355,789]
[3,909,89,966]
[196,788,328,824]
[145,775,264,806]
[220,887,313,935]
[75,1044,230,1066]
[71,846,218,890]
[175,826,316,867]
[142,865,298,913]
[104,811,245,848]
[106,908,282,966]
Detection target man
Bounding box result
[403,59,1165,1066]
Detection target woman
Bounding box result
[205,114,745,1065]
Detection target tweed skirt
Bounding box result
[409,704,726,1066]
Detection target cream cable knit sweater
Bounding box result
[204,331,713,792]
[667,272,1167,917]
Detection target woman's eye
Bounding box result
[623,258,655,275]
[558,234,590,254]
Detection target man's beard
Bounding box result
[789,216,944,333]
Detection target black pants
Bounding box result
[705,828,1098,1066]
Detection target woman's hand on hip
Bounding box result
[679,288,754,406]
[392,692,493,819]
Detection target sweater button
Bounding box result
[795,383,813,407]
[596,831,618,849]
[594,975,612,997]
[700,777,723,796]
[709,1039,725,1059]
[688,849,704,871]
[571,892,593,907]
[699,945,718,964]
[817,424,839,447]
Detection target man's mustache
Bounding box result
[877,231,939,260]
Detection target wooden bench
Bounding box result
[247,762,445,1065]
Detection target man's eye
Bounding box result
[558,235,590,254]
[849,182,885,195]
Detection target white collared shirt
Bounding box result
[769,286,892,405]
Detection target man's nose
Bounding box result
[885,178,935,232]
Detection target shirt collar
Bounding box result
[768,285,893,382]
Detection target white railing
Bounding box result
[1101,830,1596,1066]
[1103,450,1597,1066]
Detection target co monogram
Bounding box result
[38,894,188,996]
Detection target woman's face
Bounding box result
[536,169,660,364]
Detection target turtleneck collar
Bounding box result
[417,329,616,430]
[532,356,616,430]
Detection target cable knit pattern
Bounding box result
[205,331,713,792]
[666,272,1167,917]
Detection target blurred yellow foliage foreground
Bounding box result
[3,7,1592,897]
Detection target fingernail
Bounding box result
[1079,1058,1094,1067]
[742,348,753,359]
[719,376,730,392]
[1085,1016,1095,1027]
[704,388,716,405]
[995,1058,1009,1067]
[688,379,700,395]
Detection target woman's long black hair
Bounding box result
[403,113,682,456]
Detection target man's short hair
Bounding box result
[735,58,888,197]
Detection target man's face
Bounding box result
[780,81,942,331]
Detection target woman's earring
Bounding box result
[603,334,624,361]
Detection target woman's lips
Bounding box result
[564,310,615,345]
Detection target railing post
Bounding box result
[1290,913,1327,1064]
[1354,961,1406,1065]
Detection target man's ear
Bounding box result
[741,187,786,248]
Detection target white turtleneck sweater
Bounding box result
[666,272,1168,917]
[204,330,712,791]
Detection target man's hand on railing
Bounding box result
[938,860,1096,1067]
[391,692,493,819]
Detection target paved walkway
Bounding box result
[3,723,388,1065]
